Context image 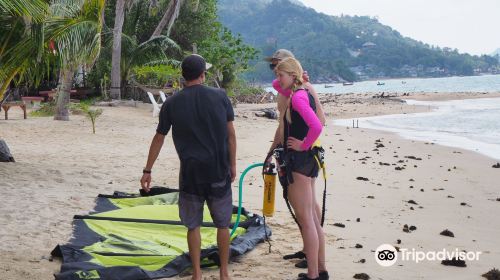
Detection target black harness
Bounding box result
[267,89,327,228]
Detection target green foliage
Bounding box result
[30,102,57,117]
[0,0,49,100]
[86,108,102,134]
[86,0,257,93]
[0,0,46,20]
[225,78,265,97]
[199,24,258,88]
[45,0,105,70]
[170,0,219,51]
[70,100,102,134]
[87,0,181,92]
[131,65,181,87]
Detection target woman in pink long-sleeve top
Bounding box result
[274,57,327,280]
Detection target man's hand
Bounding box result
[230,164,236,183]
[287,137,304,151]
[302,71,310,83]
[140,173,151,193]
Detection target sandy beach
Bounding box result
[1,91,500,280]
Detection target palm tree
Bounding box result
[46,0,105,120]
[0,0,47,158]
[0,0,105,121]
[110,0,198,100]
[120,34,180,84]
[0,0,46,19]
[0,0,47,101]
[109,0,126,100]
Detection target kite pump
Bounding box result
[230,162,276,236]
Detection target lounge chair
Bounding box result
[146,92,161,117]
[159,91,167,103]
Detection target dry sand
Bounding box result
[1,91,499,280]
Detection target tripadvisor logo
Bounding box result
[375,244,482,267]
[75,270,100,279]
[375,244,398,267]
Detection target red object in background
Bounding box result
[49,40,56,54]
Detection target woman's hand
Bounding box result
[287,137,304,151]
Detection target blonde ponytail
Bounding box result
[276,57,304,123]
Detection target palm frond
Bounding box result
[0,0,47,21]
[127,35,180,66]
[144,58,180,67]
[46,0,104,69]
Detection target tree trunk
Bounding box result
[151,0,182,38]
[54,68,73,121]
[110,0,126,100]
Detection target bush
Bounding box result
[131,65,181,87]
[30,102,56,117]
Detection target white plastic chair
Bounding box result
[159,91,167,102]
[147,92,161,117]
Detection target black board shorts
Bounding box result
[285,150,320,185]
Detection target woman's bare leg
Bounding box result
[288,172,319,278]
[311,179,327,272]
[299,178,321,253]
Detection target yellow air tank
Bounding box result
[263,163,277,217]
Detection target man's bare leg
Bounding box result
[217,227,231,280]
[187,227,202,280]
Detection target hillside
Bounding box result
[218,0,499,82]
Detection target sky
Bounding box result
[298,0,500,56]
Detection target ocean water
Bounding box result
[266,74,500,95]
[334,98,500,161]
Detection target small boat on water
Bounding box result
[324,84,334,88]
[343,82,354,86]
[377,81,385,86]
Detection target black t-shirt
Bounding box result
[156,85,234,193]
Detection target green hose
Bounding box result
[230,163,264,237]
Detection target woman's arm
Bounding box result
[274,79,325,126]
[291,90,323,150]
[304,82,326,126]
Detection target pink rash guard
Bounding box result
[272,79,322,150]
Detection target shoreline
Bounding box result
[332,96,500,161]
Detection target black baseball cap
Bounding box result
[181,54,212,81]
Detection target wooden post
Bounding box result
[3,105,8,120]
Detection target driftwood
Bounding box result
[254,108,277,120]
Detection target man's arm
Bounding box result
[268,94,287,154]
[227,121,237,182]
[140,133,166,192]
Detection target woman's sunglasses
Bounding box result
[269,63,277,70]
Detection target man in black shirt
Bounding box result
[141,54,236,280]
